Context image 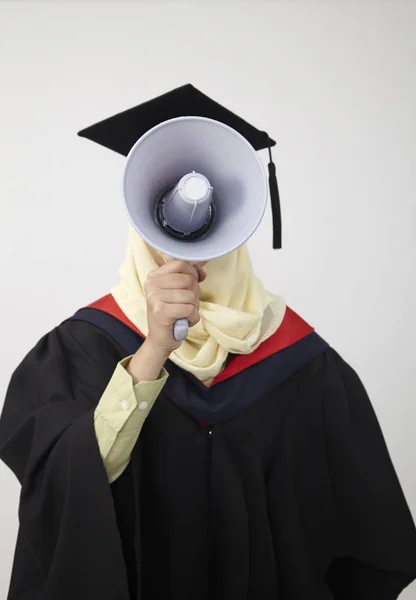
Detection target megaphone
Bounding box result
[123,116,268,341]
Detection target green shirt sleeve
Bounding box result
[94,356,169,483]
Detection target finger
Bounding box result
[197,269,207,283]
[148,260,199,281]
[154,302,200,324]
[186,306,200,327]
[156,289,200,307]
[167,305,199,328]
[146,273,200,291]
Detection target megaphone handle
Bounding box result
[158,254,190,342]
[173,318,189,341]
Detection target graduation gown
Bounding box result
[1,298,416,600]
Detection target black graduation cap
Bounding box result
[78,84,282,248]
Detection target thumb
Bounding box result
[197,269,207,283]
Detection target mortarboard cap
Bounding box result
[78,84,282,248]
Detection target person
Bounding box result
[1,85,416,600]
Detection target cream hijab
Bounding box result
[112,226,286,385]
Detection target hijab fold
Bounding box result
[112,227,286,384]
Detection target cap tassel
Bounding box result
[267,138,282,249]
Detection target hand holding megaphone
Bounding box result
[144,260,206,352]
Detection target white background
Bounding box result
[0,1,415,597]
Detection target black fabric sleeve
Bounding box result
[322,351,416,599]
[266,348,416,599]
[0,322,131,600]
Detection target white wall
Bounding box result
[0,1,415,597]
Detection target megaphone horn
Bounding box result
[123,116,268,341]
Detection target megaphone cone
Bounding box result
[123,116,268,339]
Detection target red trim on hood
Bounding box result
[86,294,314,387]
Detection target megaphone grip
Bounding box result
[173,318,189,341]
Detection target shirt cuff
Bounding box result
[94,356,169,461]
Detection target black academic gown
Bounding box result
[1,301,416,600]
